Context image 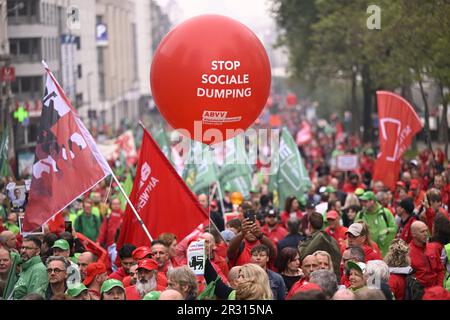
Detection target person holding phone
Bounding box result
[226,204,277,268]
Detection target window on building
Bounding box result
[9,38,41,62]
[77,65,82,78]
[75,36,81,50]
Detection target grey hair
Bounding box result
[167,265,198,298]
[376,191,387,203]
[46,255,70,269]
[365,260,390,282]
[309,270,338,299]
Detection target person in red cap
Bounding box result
[408,179,425,208]
[125,258,165,300]
[395,181,408,203]
[83,262,108,300]
[325,210,347,251]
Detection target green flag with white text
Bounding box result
[0,124,10,178]
[269,127,311,210]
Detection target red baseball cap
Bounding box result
[326,210,339,220]
[137,258,158,272]
[396,181,406,188]
[409,179,420,190]
[132,246,152,260]
[83,262,107,286]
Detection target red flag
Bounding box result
[23,62,111,232]
[117,128,209,248]
[296,120,312,146]
[373,91,423,190]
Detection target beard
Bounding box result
[136,277,156,297]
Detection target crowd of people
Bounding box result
[1,108,450,301]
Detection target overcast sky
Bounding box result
[155,0,276,39]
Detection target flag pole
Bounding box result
[215,180,227,221]
[110,172,154,242]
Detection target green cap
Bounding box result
[347,261,366,274]
[143,291,160,300]
[359,191,376,201]
[354,188,365,196]
[66,283,88,297]
[325,186,336,193]
[100,279,125,294]
[224,184,231,192]
[52,239,70,251]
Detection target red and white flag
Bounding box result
[117,128,209,248]
[23,62,111,232]
[296,120,313,146]
[373,91,423,190]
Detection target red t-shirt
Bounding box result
[286,277,307,299]
[261,224,288,246]
[280,210,304,228]
[325,225,348,251]
[363,243,382,262]
[230,239,262,267]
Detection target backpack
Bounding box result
[404,274,424,300]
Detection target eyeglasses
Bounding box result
[47,268,65,274]
[20,246,38,251]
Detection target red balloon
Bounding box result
[286,93,298,107]
[151,15,271,145]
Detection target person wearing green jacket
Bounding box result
[74,198,101,241]
[13,236,48,300]
[356,191,397,257]
[0,247,20,299]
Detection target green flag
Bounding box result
[182,141,218,195]
[118,173,134,211]
[269,127,311,210]
[0,124,10,178]
[219,135,253,199]
[152,125,172,161]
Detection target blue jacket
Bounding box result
[267,269,286,300]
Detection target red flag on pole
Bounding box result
[23,62,111,232]
[117,128,209,248]
[373,91,423,190]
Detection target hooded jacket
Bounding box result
[356,203,397,257]
[13,256,48,300]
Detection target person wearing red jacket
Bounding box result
[261,210,288,247]
[280,196,303,229]
[409,221,445,288]
[96,198,123,249]
[409,179,425,208]
[346,222,382,262]
[286,255,319,299]
[343,172,365,194]
[434,174,450,209]
[421,188,449,234]
[396,198,417,244]
[325,210,347,251]
[125,259,165,300]
[385,238,413,300]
